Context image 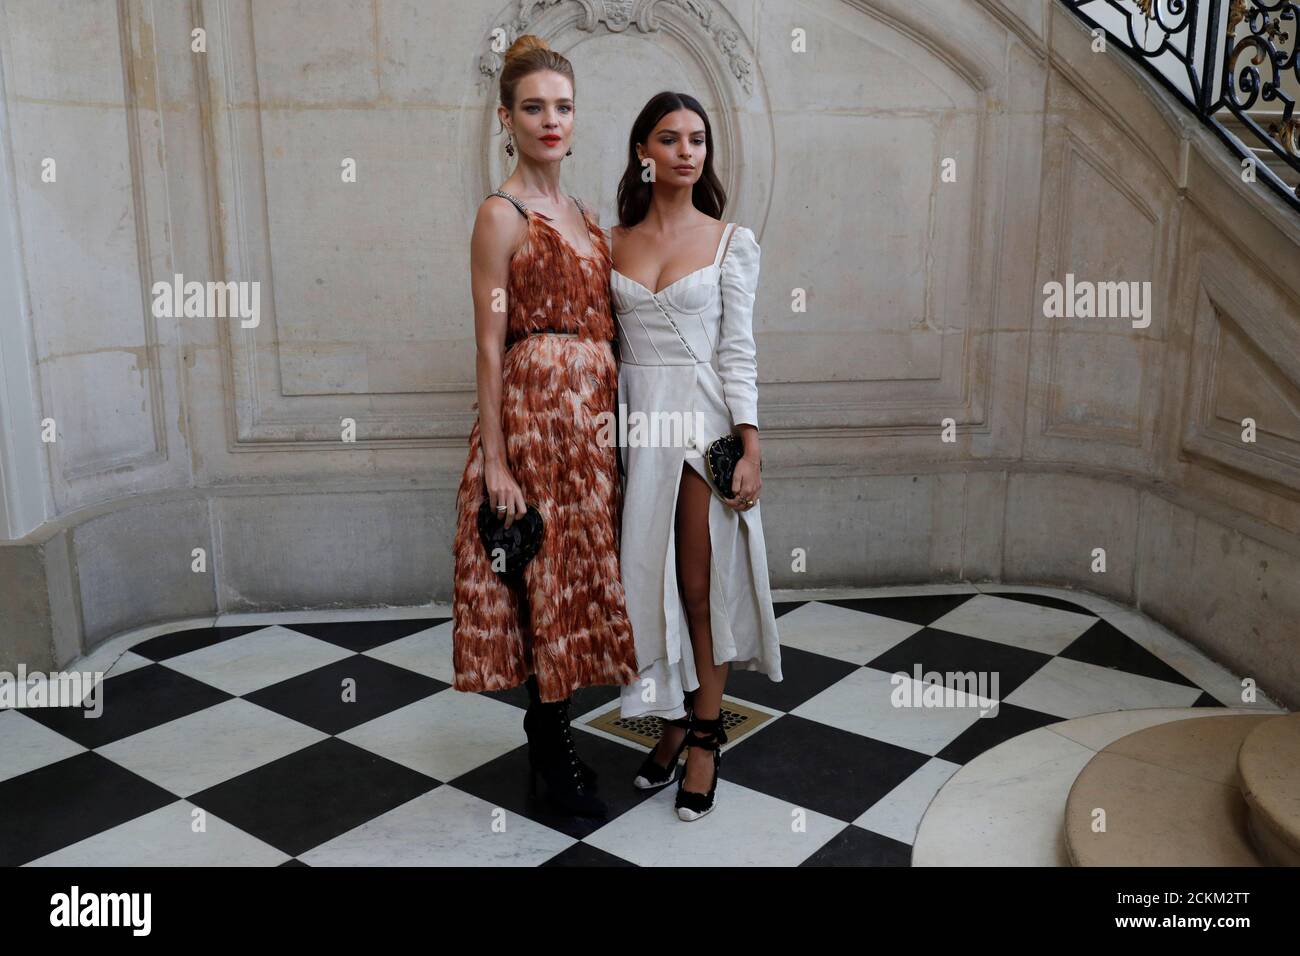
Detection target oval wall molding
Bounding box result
[465,0,773,238]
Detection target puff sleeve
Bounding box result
[716,225,761,429]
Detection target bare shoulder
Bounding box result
[477,193,526,228]
[474,195,528,250]
[613,220,649,261]
[612,221,646,243]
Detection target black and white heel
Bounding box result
[632,712,692,790]
[675,712,728,821]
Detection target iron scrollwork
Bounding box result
[1061,0,1300,212]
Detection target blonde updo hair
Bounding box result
[499,34,575,110]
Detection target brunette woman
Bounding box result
[610,92,783,821]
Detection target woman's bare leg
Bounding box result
[645,464,699,769]
[675,461,729,792]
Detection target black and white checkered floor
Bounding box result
[1,586,1252,866]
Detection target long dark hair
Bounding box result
[616,91,726,227]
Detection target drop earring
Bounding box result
[505,133,515,157]
[566,145,573,156]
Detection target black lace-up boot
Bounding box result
[522,676,605,817]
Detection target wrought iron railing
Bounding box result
[1060,0,1300,213]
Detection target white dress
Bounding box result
[611,222,783,721]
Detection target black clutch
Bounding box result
[477,500,544,575]
[704,432,761,500]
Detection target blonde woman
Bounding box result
[451,36,638,819]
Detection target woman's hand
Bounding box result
[724,454,762,512]
[483,458,527,528]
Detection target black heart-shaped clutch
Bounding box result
[476,501,545,575]
[705,432,761,500]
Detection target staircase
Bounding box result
[1059,0,1300,214]
[1221,112,1300,193]
[1064,712,1300,866]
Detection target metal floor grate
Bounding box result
[586,697,774,750]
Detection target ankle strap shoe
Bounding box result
[675,712,727,822]
[632,707,694,790]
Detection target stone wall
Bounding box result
[1,0,1297,706]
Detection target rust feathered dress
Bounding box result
[451,190,640,703]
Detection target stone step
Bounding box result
[1064,713,1285,866]
[1239,711,1300,865]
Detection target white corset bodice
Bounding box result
[610,223,761,430]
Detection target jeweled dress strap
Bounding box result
[487,189,529,218]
